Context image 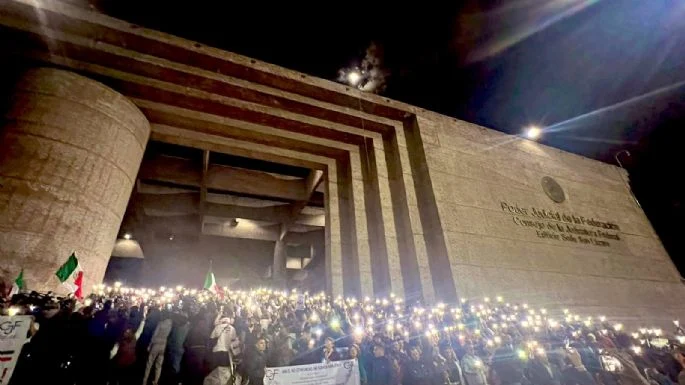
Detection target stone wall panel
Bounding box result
[419,112,685,324]
[0,68,150,292]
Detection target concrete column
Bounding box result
[0,68,150,293]
[272,239,287,288]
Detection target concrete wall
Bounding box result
[2,1,680,327]
[415,113,685,326]
[0,68,149,293]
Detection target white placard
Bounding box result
[296,294,305,311]
[264,359,360,385]
[0,316,31,384]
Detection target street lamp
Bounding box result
[123,233,132,240]
[347,70,362,86]
[525,126,542,140]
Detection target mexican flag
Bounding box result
[9,269,25,296]
[55,253,83,299]
[203,268,219,293]
[203,267,224,298]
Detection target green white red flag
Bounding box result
[203,268,218,293]
[203,266,224,298]
[55,253,83,299]
[9,269,24,296]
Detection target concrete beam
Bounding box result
[137,192,324,226]
[295,213,326,227]
[207,164,307,201]
[150,124,329,171]
[273,168,323,282]
[284,230,325,246]
[204,202,289,222]
[203,219,280,242]
[138,192,199,215]
[142,212,323,244]
[0,0,410,123]
[139,155,308,201]
[139,155,202,187]
[278,169,325,240]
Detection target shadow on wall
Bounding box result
[135,234,275,289]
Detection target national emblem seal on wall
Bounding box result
[541,176,565,203]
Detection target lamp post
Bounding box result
[614,150,631,169]
[614,150,641,209]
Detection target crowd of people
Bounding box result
[3,284,685,385]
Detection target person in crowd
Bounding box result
[462,343,488,385]
[244,318,261,356]
[142,310,173,385]
[573,339,603,377]
[612,334,651,385]
[246,337,268,385]
[106,307,130,354]
[559,345,596,385]
[390,338,409,366]
[293,326,312,354]
[350,344,368,385]
[390,355,403,385]
[111,328,138,385]
[443,346,466,385]
[128,305,145,334]
[137,307,161,357]
[402,346,434,385]
[268,327,295,367]
[6,285,685,385]
[208,310,241,370]
[526,348,561,385]
[490,335,528,385]
[181,311,211,385]
[161,310,190,385]
[321,337,341,363]
[368,343,395,385]
[673,348,685,385]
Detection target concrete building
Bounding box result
[1,0,683,325]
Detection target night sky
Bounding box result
[97,0,685,275]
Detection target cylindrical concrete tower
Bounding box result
[0,68,150,293]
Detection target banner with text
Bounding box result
[264,359,360,385]
[0,316,31,384]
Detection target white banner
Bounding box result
[0,316,31,384]
[264,359,360,385]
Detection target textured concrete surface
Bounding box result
[417,114,685,327]
[0,68,150,293]
[1,0,682,328]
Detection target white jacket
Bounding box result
[211,318,241,358]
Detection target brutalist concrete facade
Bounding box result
[0,0,682,325]
[1,68,149,292]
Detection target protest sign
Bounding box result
[264,359,359,385]
[0,316,30,384]
[296,294,305,311]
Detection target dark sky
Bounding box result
[98,0,685,275]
